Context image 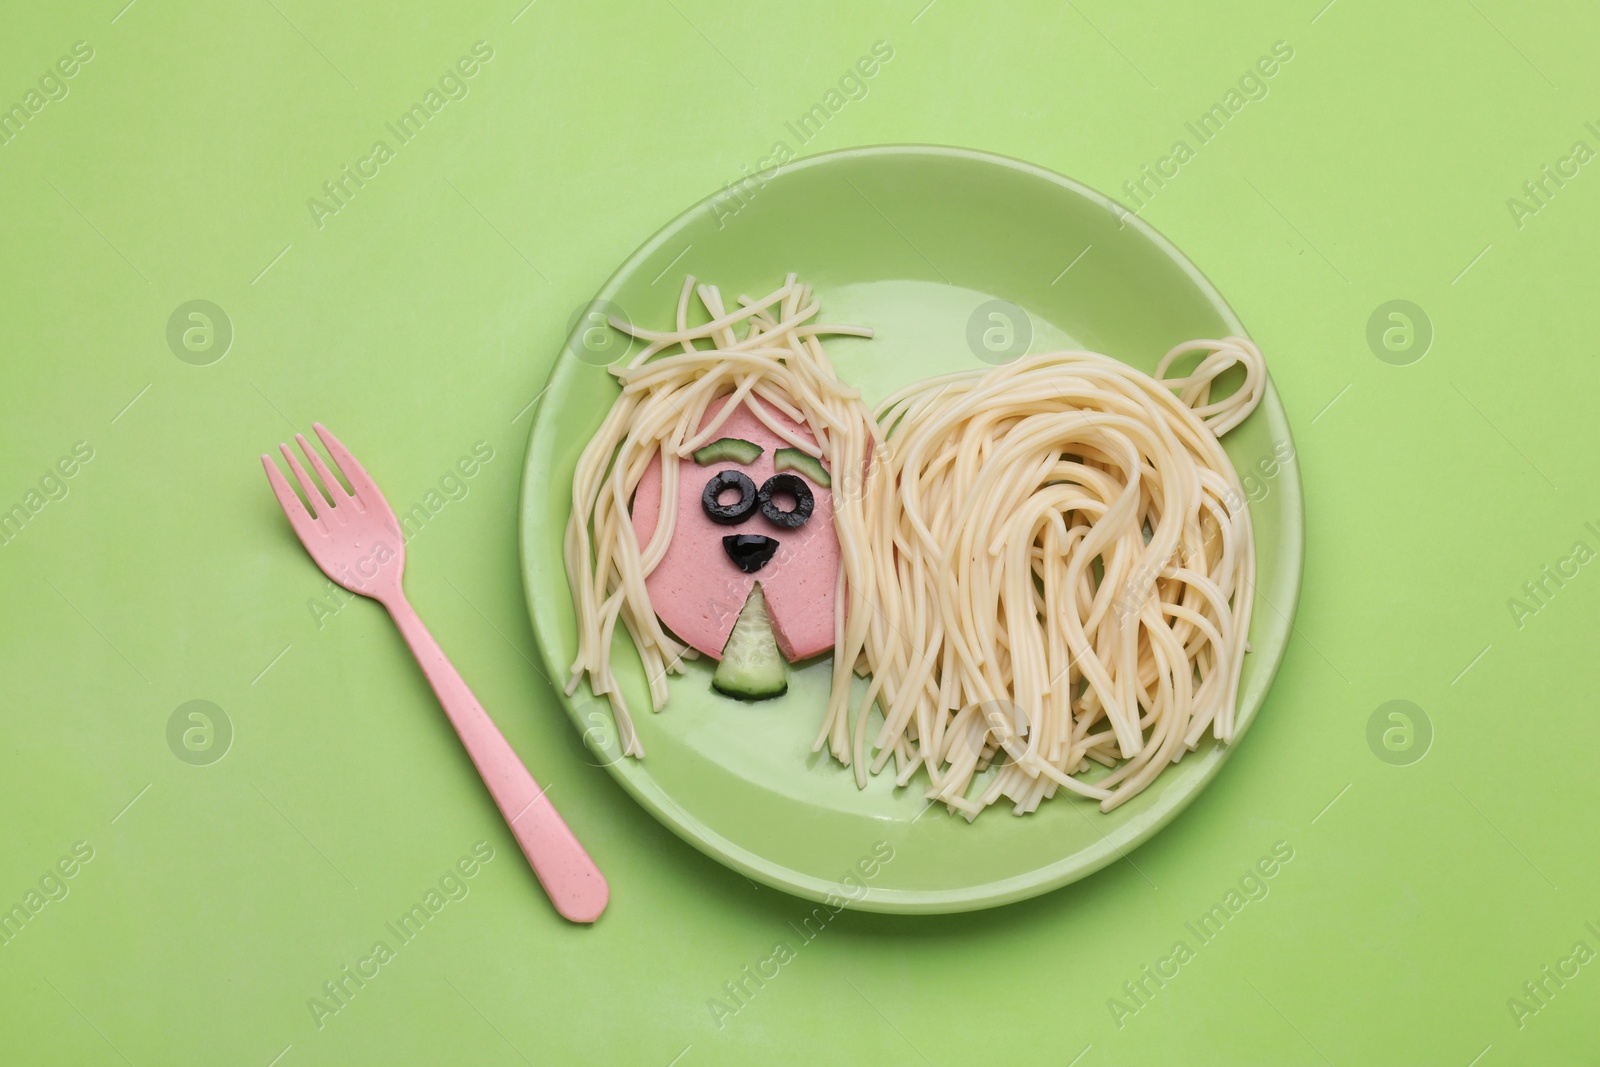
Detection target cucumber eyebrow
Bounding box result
[691,437,765,465]
[773,446,831,487]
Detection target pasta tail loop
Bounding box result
[1156,336,1267,437]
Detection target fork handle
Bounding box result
[384,592,609,923]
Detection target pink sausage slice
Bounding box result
[630,400,839,662]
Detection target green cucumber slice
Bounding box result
[773,447,831,488]
[712,584,788,700]
[692,437,762,466]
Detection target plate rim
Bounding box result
[519,142,1305,913]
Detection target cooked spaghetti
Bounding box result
[563,276,1266,816]
[562,275,880,757]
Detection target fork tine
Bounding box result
[279,442,329,516]
[295,433,350,505]
[261,454,325,539]
[312,423,382,506]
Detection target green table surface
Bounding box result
[1,1,1594,1064]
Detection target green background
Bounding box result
[0,0,1593,1064]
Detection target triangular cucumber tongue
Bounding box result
[712,584,788,700]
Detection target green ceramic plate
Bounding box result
[520,145,1303,914]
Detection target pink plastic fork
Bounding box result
[260,423,608,923]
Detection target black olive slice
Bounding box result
[702,470,757,525]
[722,534,778,573]
[758,473,813,528]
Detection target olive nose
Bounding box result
[723,534,778,573]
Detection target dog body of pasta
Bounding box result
[847,343,1261,815]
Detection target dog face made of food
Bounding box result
[630,401,838,663]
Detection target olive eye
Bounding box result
[702,470,757,525]
[758,473,813,528]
